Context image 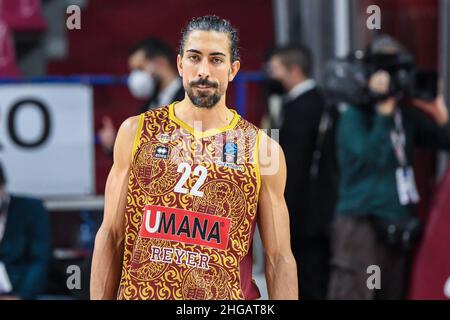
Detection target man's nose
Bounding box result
[197,58,211,78]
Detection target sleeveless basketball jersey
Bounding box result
[117,102,262,300]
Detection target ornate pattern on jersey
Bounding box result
[117,103,261,300]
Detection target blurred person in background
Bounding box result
[98,38,184,155]
[0,163,50,300]
[328,36,450,300]
[267,45,338,299]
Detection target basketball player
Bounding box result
[91,15,298,300]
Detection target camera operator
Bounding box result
[327,37,450,300]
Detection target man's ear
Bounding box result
[228,60,241,82]
[177,54,183,77]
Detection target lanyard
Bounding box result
[390,109,407,167]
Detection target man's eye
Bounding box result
[189,55,199,62]
[212,58,223,64]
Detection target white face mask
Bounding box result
[127,69,155,99]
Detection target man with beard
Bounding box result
[91,15,298,300]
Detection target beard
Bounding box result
[185,78,222,109]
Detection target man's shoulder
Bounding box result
[304,86,323,98]
[236,114,260,132]
[141,104,171,120]
[122,105,170,134]
[292,87,323,102]
[287,87,325,114]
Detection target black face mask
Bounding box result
[263,78,286,96]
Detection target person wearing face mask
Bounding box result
[0,163,50,300]
[267,45,338,300]
[98,38,184,155]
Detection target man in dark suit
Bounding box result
[98,38,185,155]
[267,45,338,299]
[0,163,50,300]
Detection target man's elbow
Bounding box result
[264,250,297,270]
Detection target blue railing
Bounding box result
[234,71,264,116]
[0,72,265,117]
[0,75,128,85]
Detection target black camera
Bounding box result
[322,35,437,108]
[371,215,423,252]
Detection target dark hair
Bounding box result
[179,15,240,62]
[271,44,312,77]
[130,38,175,64]
[0,162,6,186]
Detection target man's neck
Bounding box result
[174,97,235,132]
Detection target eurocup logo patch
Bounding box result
[154,145,169,159]
[157,133,171,143]
[222,142,237,164]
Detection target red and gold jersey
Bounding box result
[117,102,262,300]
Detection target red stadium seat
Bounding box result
[0,20,20,76]
[0,0,47,32]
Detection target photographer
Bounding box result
[327,37,450,300]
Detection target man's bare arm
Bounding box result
[257,131,298,300]
[90,116,139,300]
